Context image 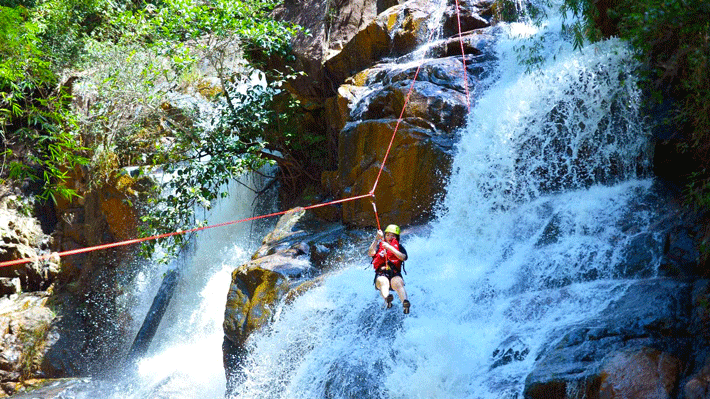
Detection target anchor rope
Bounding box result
[0,7,473,269]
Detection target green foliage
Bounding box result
[7,106,89,203]
[557,0,604,49]
[94,0,307,258]
[139,71,277,257]
[559,0,710,254]
[1,5,88,203]
[3,0,310,260]
[0,0,37,8]
[31,0,110,68]
[139,64,311,258]
[0,6,48,88]
[105,0,298,58]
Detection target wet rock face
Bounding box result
[0,205,58,292]
[0,293,55,396]
[685,359,710,399]
[322,2,498,226]
[599,348,682,399]
[491,335,530,369]
[523,279,693,399]
[327,40,496,226]
[273,0,498,227]
[222,209,358,390]
[223,266,290,346]
[336,119,454,226]
[0,170,154,393]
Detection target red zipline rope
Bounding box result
[371,28,439,194]
[0,11,472,269]
[0,193,374,268]
[454,0,471,111]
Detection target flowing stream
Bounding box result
[77,174,277,399]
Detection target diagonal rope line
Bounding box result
[0,193,375,269]
[370,29,438,195]
[454,0,471,111]
[1,6,475,269]
[371,12,472,194]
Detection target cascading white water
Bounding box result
[82,173,278,399]
[227,12,657,399]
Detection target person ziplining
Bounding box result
[368,224,410,314]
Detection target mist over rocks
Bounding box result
[0,172,152,396]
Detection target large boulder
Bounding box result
[223,209,354,390]
[441,0,494,38]
[523,279,693,399]
[598,348,682,399]
[682,280,710,399]
[323,0,435,90]
[334,119,454,226]
[55,169,147,284]
[325,45,497,225]
[223,266,290,350]
[272,0,499,226]
[685,358,710,399]
[0,290,89,397]
[0,201,58,292]
[272,0,387,100]
[0,293,55,396]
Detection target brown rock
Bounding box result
[685,359,710,399]
[598,347,681,399]
[337,119,453,226]
[0,208,56,292]
[224,209,307,347]
[441,2,491,38]
[272,0,380,99]
[324,16,392,89]
[0,293,55,387]
[0,278,21,296]
[223,266,289,347]
[324,0,438,90]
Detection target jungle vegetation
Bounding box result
[0,0,313,256]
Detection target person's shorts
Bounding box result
[373,268,402,285]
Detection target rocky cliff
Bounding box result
[0,170,151,396]
[276,0,496,226]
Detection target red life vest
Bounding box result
[372,238,404,274]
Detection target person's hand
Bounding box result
[376,229,384,240]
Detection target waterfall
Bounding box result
[59,173,278,399]
[49,4,660,399]
[227,11,656,399]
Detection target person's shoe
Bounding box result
[403,300,410,314]
[386,294,394,309]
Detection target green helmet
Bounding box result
[384,224,401,235]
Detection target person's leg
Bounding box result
[391,276,410,314]
[375,275,391,301]
[390,276,407,302]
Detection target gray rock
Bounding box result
[524,279,692,399]
[0,277,21,296]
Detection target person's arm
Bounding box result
[367,230,384,256]
[381,242,407,261]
